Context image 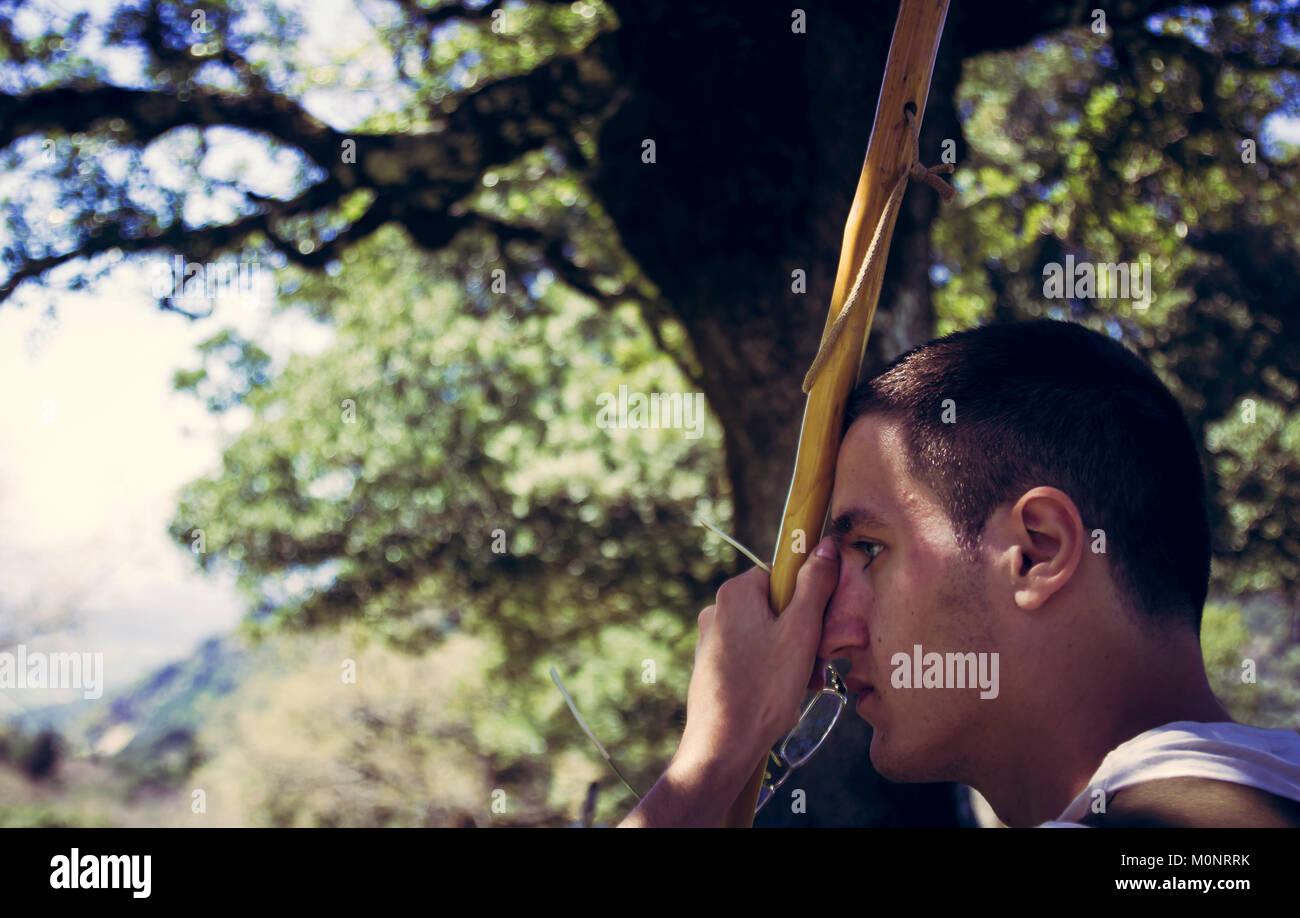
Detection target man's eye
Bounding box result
[854,541,883,567]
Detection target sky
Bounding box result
[0,269,239,712]
[0,260,333,715]
[0,0,374,715]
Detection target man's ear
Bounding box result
[1000,486,1085,611]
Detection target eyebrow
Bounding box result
[829,506,890,543]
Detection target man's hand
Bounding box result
[619,537,840,827]
[680,537,841,778]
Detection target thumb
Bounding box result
[779,537,840,638]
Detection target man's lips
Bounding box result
[845,677,874,696]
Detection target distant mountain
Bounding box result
[5,632,262,788]
[0,633,246,795]
[85,633,261,772]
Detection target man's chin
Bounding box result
[867,728,943,783]
[867,734,908,782]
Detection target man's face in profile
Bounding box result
[822,412,1004,785]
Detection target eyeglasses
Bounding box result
[755,662,846,814]
[550,665,643,801]
[551,518,846,818]
[551,661,847,817]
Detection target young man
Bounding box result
[620,320,1300,828]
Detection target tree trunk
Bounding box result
[593,0,968,826]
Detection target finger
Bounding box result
[696,604,716,636]
[778,537,840,648]
[714,565,768,614]
[738,564,770,589]
[722,565,772,619]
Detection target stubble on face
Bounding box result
[868,535,998,787]
[834,415,1004,786]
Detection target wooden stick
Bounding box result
[721,0,951,828]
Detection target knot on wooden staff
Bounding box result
[800,107,958,394]
[904,106,956,203]
[908,161,956,202]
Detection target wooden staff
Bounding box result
[721,0,951,828]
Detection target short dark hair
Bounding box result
[845,320,1211,632]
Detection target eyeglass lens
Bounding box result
[781,690,845,766]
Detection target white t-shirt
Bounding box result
[1038,721,1300,827]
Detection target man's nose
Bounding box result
[816,567,869,659]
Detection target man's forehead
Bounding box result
[829,414,921,526]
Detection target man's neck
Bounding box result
[973,633,1231,827]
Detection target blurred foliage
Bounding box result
[0,726,114,827]
[172,327,272,412]
[167,223,733,823]
[934,11,1300,599]
[1202,599,1300,728]
[160,595,692,827]
[184,630,509,827]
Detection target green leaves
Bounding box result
[172,327,272,412]
[170,224,735,819]
[937,8,1300,617]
